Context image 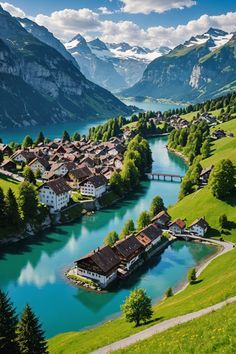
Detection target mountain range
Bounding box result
[0,6,131,129]
[65,34,170,92]
[123,28,236,102]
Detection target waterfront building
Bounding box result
[80,174,107,198]
[114,235,144,272]
[75,246,120,288]
[39,177,71,212]
[189,217,209,236]
[151,210,171,228]
[136,224,163,251]
[169,219,186,234]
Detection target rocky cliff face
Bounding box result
[66,34,170,92]
[0,6,131,129]
[123,28,235,102]
[17,17,79,68]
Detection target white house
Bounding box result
[11,150,36,164]
[80,174,107,198]
[29,157,50,175]
[136,224,162,251]
[75,245,120,288]
[169,219,186,234]
[189,217,209,236]
[39,177,71,212]
[51,162,77,177]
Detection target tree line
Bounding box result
[168,121,210,164]
[109,135,152,197]
[0,290,48,354]
[104,195,165,246]
[0,182,47,239]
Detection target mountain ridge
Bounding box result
[122,28,235,102]
[0,6,131,129]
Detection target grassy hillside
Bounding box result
[169,118,236,243]
[181,108,236,122]
[202,118,236,167]
[169,187,236,242]
[115,301,236,354]
[48,249,236,354]
[0,173,19,194]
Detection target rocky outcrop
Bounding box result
[123,29,235,102]
[0,6,131,129]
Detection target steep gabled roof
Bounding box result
[189,217,209,230]
[76,245,120,275]
[40,177,71,195]
[114,235,143,259]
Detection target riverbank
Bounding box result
[48,247,236,353]
[0,136,189,338]
[167,146,189,164]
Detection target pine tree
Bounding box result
[5,188,22,230]
[0,150,3,164]
[71,132,80,142]
[0,187,6,228]
[16,304,48,354]
[22,135,33,149]
[0,290,18,354]
[62,130,70,142]
[23,166,36,185]
[35,132,45,146]
[18,182,38,223]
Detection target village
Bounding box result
[70,210,209,290]
[0,136,126,214]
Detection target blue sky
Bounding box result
[1,1,236,47]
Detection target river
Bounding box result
[0,136,217,338]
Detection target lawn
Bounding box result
[48,249,236,354]
[115,301,236,354]
[181,107,235,122]
[201,118,236,167]
[169,186,236,243]
[0,173,19,194]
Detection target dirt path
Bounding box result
[92,296,236,354]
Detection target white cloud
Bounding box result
[1,2,236,50]
[0,1,25,18]
[121,0,196,14]
[98,7,113,15]
[99,12,236,48]
[35,8,101,41]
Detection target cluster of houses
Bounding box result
[75,210,209,288]
[168,115,189,130]
[193,113,217,125]
[0,137,126,213]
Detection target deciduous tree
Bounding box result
[121,288,153,327]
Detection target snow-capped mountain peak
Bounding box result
[65,34,91,55]
[184,27,233,51]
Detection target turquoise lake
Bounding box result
[0,136,217,338]
[0,98,182,143]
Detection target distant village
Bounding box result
[72,210,209,290]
